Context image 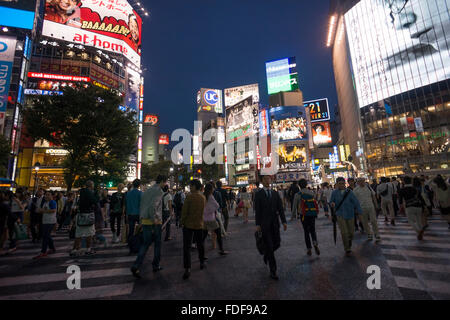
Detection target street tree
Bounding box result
[0,134,10,177]
[22,84,138,190]
[141,160,173,184]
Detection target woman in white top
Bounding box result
[203,183,228,255]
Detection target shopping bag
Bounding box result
[14,223,28,240]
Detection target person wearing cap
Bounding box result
[353,178,381,242]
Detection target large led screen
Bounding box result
[312,121,332,146]
[276,143,308,171]
[0,0,36,29]
[225,96,259,142]
[345,0,450,108]
[268,106,308,142]
[265,57,299,95]
[42,0,142,66]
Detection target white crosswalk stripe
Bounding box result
[0,227,137,300]
[377,214,450,299]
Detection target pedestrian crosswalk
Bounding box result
[0,228,137,300]
[378,214,450,300]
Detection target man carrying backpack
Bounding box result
[292,179,320,256]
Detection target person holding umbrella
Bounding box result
[330,177,363,257]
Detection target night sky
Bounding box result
[141,0,337,137]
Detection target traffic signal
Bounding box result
[107,181,114,188]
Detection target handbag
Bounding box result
[255,231,265,255]
[14,223,28,240]
[77,212,95,227]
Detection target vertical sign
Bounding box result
[0,36,16,113]
[137,78,144,179]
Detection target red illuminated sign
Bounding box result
[144,114,158,126]
[28,72,90,82]
[159,134,169,145]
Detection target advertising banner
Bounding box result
[276,171,309,183]
[268,106,308,142]
[345,0,450,108]
[144,114,158,126]
[265,57,299,95]
[304,98,330,122]
[276,143,308,172]
[42,0,142,66]
[0,0,36,30]
[225,96,259,142]
[312,121,332,146]
[159,134,169,145]
[0,36,16,113]
[224,84,260,109]
[197,88,223,114]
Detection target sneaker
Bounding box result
[69,250,79,257]
[219,250,229,256]
[153,266,163,273]
[314,245,320,256]
[307,249,312,256]
[345,250,352,257]
[183,269,191,280]
[417,230,424,241]
[8,247,17,253]
[33,252,48,260]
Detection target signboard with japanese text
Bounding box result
[0,36,16,113]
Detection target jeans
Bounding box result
[41,224,55,253]
[183,228,205,269]
[337,216,355,252]
[110,212,122,236]
[133,225,162,270]
[162,210,171,240]
[127,215,140,247]
[405,206,424,234]
[301,216,317,249]
[360,206,379,237]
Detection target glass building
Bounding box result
[329,0,450,177]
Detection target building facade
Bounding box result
[329,0,450,178]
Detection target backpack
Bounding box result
[173,192,182,209]
[299,193,318,219]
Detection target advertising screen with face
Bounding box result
[269,106,308,142]
[225,96,259,142]
[345,0,450,108]
[312,121,332,146]
[42,0,142,66]
[224,84,260,109]
[276,143,308,171]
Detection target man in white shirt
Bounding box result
[354,178,380,242]
[377,177,395,225]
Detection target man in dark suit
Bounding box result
[255,175,287,280]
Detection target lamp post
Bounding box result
[33,162,40,197]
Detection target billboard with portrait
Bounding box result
[345,0,450,108]
[276,143,308,171]
[268,106,308,142]
[225,96,259,142]
[312,121,332,146]
[42,0,142,66]
[224,84,259,109]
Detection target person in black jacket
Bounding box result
[288,182,300,220]
[254,175,287,280]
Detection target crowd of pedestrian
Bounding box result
[0,172,449,282]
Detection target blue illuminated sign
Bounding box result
[0,7,35,30]
[204,90,219,106]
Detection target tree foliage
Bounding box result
[0,134,10,177]
[22,84,138,190]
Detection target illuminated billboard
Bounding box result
[265,57,299,95]
[268,106,308,142]
[304,98,330,122]
[0,36,16,113]
[197,88,223,114]
[42,0,142,66]
[159,134,169,145]
[312,121,332,146]
[224,84,259,109]
[225,96,259,142]
[144,114,158,126]
[276,143,308,171]
[345,0,450,108]
[0,0,36,30]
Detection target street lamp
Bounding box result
[33,162,40,196]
